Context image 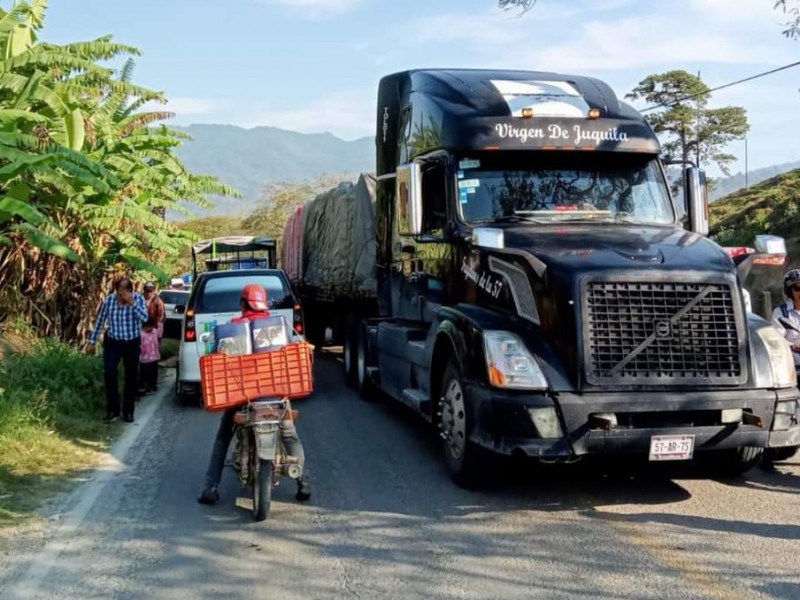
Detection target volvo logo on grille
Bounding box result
[654,320,672,338]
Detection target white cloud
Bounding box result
[410,4,583,46]
[233,89,376,139]
[162,97,222,115]
[688,0,783,23]
[528,17,779,72]
[404,3,793,73]
[265,0,361,19]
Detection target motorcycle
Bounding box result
[230,398,303,521]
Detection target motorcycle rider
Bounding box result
[198,283,311,504]
[772,269,800,365]
[765,269,800,468]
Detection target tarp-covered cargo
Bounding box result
[281,205,305,283]
[300,174,377,295]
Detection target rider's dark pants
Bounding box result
[204,400,306,489]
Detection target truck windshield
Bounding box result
[456,152,674,226]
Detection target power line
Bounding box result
[640,59,800,112]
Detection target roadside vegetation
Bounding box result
[710,168,800,260]
[0,0,235,525]
[0,1,238,345]
[0,322,118,524]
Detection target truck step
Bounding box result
[401,388,431,413]
[407,340,427,367]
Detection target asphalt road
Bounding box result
[2,353,799,599]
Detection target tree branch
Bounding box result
[775,0,800,39]
[498,0,536,14]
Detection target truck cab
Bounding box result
[346,69,799,487]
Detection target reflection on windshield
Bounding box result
[458,157,674,225]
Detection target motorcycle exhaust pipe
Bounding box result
[287,464,303,480]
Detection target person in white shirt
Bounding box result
[771,269,800,367]
[766,269,800,468]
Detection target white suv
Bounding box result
[175,269,304,405]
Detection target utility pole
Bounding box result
[745,136,749,188]
[696,70,702,168]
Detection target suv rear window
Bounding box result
[194,274,293,314]
[159,291,190,305]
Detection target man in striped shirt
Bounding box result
[86,278,149,423]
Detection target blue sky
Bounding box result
[42,0,800,177]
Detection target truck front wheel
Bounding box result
[764,446,798,463]
[698,446,763,476]
[439,360,495,489]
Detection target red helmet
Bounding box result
[241,284,269,311]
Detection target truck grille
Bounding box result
[584,280,744,385]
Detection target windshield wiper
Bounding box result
[553,212,638,224]
[491,215,545,224]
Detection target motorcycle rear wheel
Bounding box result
[253,457,274,521]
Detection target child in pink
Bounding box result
[138,319,161,395]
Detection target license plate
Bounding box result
[649,435,695,461]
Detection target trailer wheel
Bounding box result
[343,314,358,388]
[699,446,763,476]
[439,359,495,489]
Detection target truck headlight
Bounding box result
[757,327,797,388]
[483,331,548,390]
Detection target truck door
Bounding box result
[395,159,451,322]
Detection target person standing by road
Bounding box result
[138,318,161,395]
[85,278,149,423]
[143,281,165,340]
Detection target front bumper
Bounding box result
[466,383,800,458]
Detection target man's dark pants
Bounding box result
[103,336,141,418]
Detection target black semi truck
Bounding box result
[288,69,800,487]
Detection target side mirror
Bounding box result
[175,305,186,315]
[684,167,708,236]
[396,162,423,236]
[754,235,787,256]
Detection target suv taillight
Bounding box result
[293,303,304,335]
[184,308,196,342]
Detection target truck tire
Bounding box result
[355,321,377,402]
[764,446,798,463]
[343,314,358,388]
[699,446,763,476]
[439,359,495,489]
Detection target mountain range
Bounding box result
[172,124,798,216]
[173,124,373,217]
[709,160,800,202]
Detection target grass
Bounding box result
[160,338,179,361]
[708,168,800,317]
[0,323,120,525]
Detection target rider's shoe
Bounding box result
[197,485,220,505]
[295,478,311,502]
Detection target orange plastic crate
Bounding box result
[199,342,314,412]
